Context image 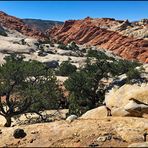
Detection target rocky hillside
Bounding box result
[0,11,47,39]
[0,11,148,63]
[0,11,64,39]
[23,19,63,32]
[47,17,148,63]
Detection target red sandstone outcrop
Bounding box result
[0,11,46,39]
[47,17,148,63]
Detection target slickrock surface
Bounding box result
[0,117,148,147]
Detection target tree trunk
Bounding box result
[4,116,12,127]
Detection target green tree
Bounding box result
[87,49,112,60]
[0,26,7,37]
[126,68,141,84]
[58,43,68,50]
[57,61,77,76]
[65,52,142,116]
[109,59,141,76]
[64,59,111,115]
[0,54,60,127]
[68,41,79,51]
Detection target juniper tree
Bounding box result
[0,54,60,127]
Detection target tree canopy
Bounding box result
[0,54,60,127]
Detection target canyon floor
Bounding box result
[0,116,148,147]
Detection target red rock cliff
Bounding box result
[47,17,148,63]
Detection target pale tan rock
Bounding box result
[80,106,107,119]
[124,99,148,117]
[128,142,148,147]
[111,107,129,117]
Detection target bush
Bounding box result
[126,68,141,83]
[58,43,68,50]
[57,61,77,76]
[38,38,54,47]
[68,41,79,51]
[87,49,112,60]
[0,26,7,37]
[87,49,98,57]
[109,59,141,76]
[57,41,79,51]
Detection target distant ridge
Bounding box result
[0,11,63,39]
[23,19,63,32]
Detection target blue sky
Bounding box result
[0,1,147,21]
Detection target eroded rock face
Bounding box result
[0,11,46,39]
[47,17,148,63]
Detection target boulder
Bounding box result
[66,115,77,123]
[44,60,59,68]
[13,128,26,139]
[80,106,107,119]
[105,84,148,117]
[143,64,148,73]
[111,107,129,117]
[97,134,112,142]
[124,99,148,117]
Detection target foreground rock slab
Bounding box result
[0,117,148,147]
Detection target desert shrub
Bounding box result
[56,61,77,76]
[68,41,79,51]
[0,26,7,36]
[58,43,68,50]
[87,49,98,57]
[87,49,114,61]
[126,68,141,83]
[109,59,141,76]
